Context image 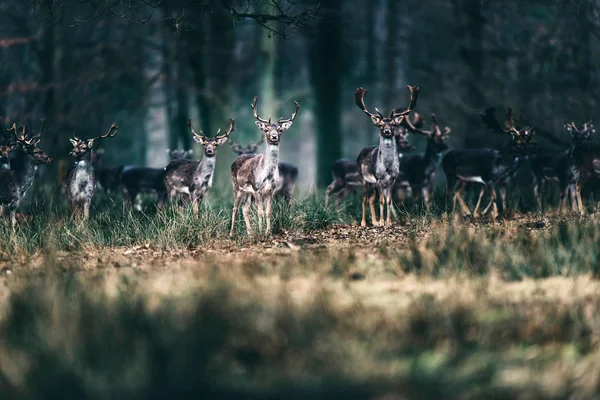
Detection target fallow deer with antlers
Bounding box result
[228,135,299,203]
[164,118,234,218]
[66,124,118,220]
[530,121,593,214]
[394,113,450,211]
[325,116,420,211]
[0,121,52,228]
[230,96,299,236]
[442,107,536,220]
[355,85,419,227]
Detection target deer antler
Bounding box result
[252,96,271,124]
[278,101,300,124]
[9,122,41,147]
[505,107,521,136]
[402,112,431,137]
[354,87,383,120]
[93,123,118,141]
[188,119,207,141]
[393,85,420,117]
[215,119,235,140]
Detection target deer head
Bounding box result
[69,123,118,159]
[404,113,451,152]
[565,121,595,142]
[355,85,419,138]
[252,96,299,145]
[8,120,52,164]
[480,107,536,153]
[188,118,234,157]
[228,135,264,156]
[167,148,194,160]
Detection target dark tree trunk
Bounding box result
[174,39,192,151]
[384,0,398,106]
[309,0,343,188]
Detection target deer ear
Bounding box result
[392,115,405,125]
[279,121,293,132]
[370,115,382,126]
[216,136,228,146]
[87,139,94,148]
[192,136,205,144]
[255,121,269,131]
[69,139,77,147]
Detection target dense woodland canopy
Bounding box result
[2,0,600,193]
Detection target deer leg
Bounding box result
[451,181,462,214]
[191,193,200,219]
[255,194,264,233]
[385,187,394,226]
[265,195,273,234]
[454,182,472,217]
[326,180,341,207]
[369,187,378,226]
[83,201,91,221]
[378,187,386,227]
[422,186,431,212]
[576,183,586,215]
[490,188,499,221]
[533,177,543,213]
[230,191,244,237]
[473,186,486,218]
[361,186,368,227]
[9,208,16,230]
[499,186,507,215]
[558,186,568,215]
[569,183,578,213]
[242,195,253,236]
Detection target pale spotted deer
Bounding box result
[0,121,52,228]
[164,118,234,218]
[355,85,419,227]
[66,124,118,220]
[228,136,299,203]
[230,96,299,236]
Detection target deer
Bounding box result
[529,122,593,214]
[0,121,52,228]
[119,148,194,210]
[0,126,15,170]
[354,85,419,227]
[325,118,419,211]
[442,107,536,221]
[164,118,234,218]
[571,124,600,214]
[230,96,299,236]
[228,136,299,203]
[394,113,451,211]
[90,148,124,198]
[66,124,118,220]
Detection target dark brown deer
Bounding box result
[394,114,450,211]
[164,118,234,218]
[355,85,419,227]
[119,148,194,209]
[442,107,536,220]
[530,122,593,214]
[230,96,299,236]
[325,118,419,211]
[228,136,299,203]
[0,121,52,228]
[66,124,118,220]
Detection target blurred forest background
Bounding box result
[1,0,600,195]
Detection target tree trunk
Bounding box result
[173,39,192,151]
[384,0,398,107]
[258,18,277,122]
[309,0,343,188]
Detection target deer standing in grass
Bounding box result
[0,121,52,228]
[325,118,419,211]
[164,118,234,218]
[0,127,15,170]
[228,136,299,203]
[66,124,118,220]
[442,107,536,220]
[230,96,299,236]
[355,85,419,227]
[394,114,451,211]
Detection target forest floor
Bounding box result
[0,199,599,399]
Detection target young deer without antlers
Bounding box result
[442,107,536,220]
[0,121,52,228]
[66,124,118,220]
[394,113,450,211]
[164,118,234,218]
[530,121,592,214]
[325,119,418,211]
[355,85,419,227]
[228,136,299,203]
[230,96,299,236]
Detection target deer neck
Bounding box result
[74,152,93,171]
[260,143,279,172]
[12,150,37,191]
[377,135,398,170]
[197,154,216,176]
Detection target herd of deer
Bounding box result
[1,86,599,235]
